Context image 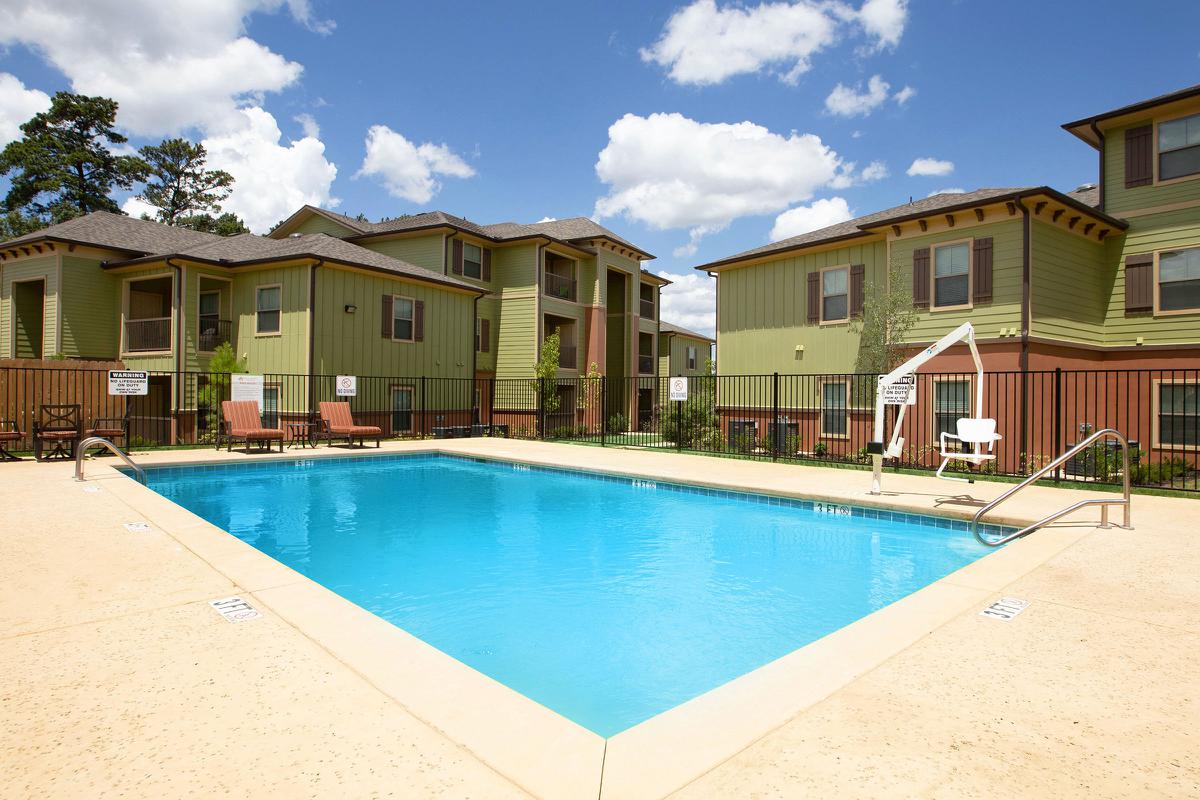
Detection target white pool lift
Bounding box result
[869,321,1000,495]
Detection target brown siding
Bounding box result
[912,247,930,308]
[1124,253,1154,313]
[1124,125,1152,188]
[972,236,993,303]
[806,271,819,324]
[849,263,865,318]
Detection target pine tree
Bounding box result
[137,138,234,224]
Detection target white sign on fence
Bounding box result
[336,375,357,397]
[881,375,917,406]
[231,374,265,411]
[107,370,148,396]
[669,376,689,402]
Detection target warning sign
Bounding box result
[881,375,916,405]
[107,370,148,396]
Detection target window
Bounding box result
[728,420,757,451]
[686,345,697,370]
[1158,383,1198,448]
[1158,112,1200,181]
[821,266,848,322]
[767,420,799,453]
[392,296,415,341]
[391,386,413,434]
[475,318,481,352]
[199,290,220,350]
[261,386,279,428]
[821,381,848,437]
[463,243,483,279]
[1159,247,1200,313]
[933,379,971,444]
[933,242,970,308]
[255,285,280,334]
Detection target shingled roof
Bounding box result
[695,185,1126,272]
[659,320,714,342]
[1,211,223,254]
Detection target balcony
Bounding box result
[640,298,655,319]
[198,318,232,352]
[125,317,172,352]
[638,354,654,374]
[544,271,576,302]
[559,344,578,370]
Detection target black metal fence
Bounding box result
[1,365,1196,492]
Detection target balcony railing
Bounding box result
[638,354,654,374]
[559,344,578,370]
[124,317,172,352]
[544,271,577,302]
[640,298,655,319]
[198,318,232,352]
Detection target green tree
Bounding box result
[533,330,561,413]
[137,138,234,224]
[174,211,250,236]
[853,256,918,375]
[0,92,148,222]
[198,342,246,443]
[0,209,46,240]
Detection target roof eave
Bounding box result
[269,205,370,239]
[694,230,874,273]
[859,187,1127,232]
[1060,84,1200,140]
[1,235,147,258]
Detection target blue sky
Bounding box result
[1,1,1198,332]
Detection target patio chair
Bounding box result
[318,401,382,448]
[220,400,284,453]
[85,415,128,450]
[34,404,81,462]
[936,417,1002,482]
[0,418,25,462]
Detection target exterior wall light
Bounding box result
[344,304,357,314]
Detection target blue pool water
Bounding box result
[142,454,1000,736]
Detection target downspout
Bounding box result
[1089,121,1106,212]
[535,241,546,359]
[1013,196,1031,469]
[471,293,479,424]
[166,258,183,445]
[307,259,323,414]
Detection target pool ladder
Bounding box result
[74,436,146,485]
[971,428,1132,547]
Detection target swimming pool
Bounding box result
[141,454,1003,736]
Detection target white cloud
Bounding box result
[356,124,475,204]
[892,85,916,105]
[294,112,320,139]
[202,107,338,232]
[927,188,965,197]
[860,160,889,181]
[284,0,335,35]
[907,157,955,177]
[857,0,908,50]
[594,112,844,252]
[120,196,159,220]
[0,72,50,147]
[658,271,717,337]
[770,197,854,241]
[641,0,909,86]
[537,216,558,223]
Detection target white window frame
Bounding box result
[391,294,415,342]
[931,239,973,311]
[819,378,850,439]
[1153,246,1200,317]
[1155,111,1200,185]
[819,264,850,324]
[686,345,697,371]
[255,283,282,336]
[932,376,973,448]
[390,384,415,434]
[1153,379,1198,451]
[463,242,483,280]
[261,383,281,428]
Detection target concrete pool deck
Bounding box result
[1,438,1196,799]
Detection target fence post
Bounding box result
[675,389,682,452]
[771,371,780,461]
[420,376,427,438]
[600,376,607,447]
[1053,367,1063,483]
[536,377,544,439]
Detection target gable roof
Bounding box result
[1062,83,1200,146]
[694,186,1126,272]
[659,320,714,343]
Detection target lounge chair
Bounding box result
[34,404,81,461]
[318,401,382,448]
[221,400,284,453]
[85,416,128,449]
[0,418,25,461]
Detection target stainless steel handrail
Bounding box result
[971,428,1132,546]
[74,436,146,484]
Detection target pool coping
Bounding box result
[91,441,1097,799]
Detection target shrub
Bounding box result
[812,441,829,458]
[606,413,629,434]
[660,395,719,449]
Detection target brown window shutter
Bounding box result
[849,264,865,318]
[381,294,393,338]
[414,299,425,341]
[451,239,464,275]
[806,271,820,324]
[972,237,993,303]
[480,318,490,352]
[912,247,930,309]
[1124,253,1154,313]
[1125,125,1152,188]
[481,249,491,281]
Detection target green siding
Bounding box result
[476,297,498,373]
[60,256,120,359]
[541,295,586,375]
[658,332,711,404]
[361,234,446,274]
[230,265,310,374]
[1030,222,1110,346]
[716,239,887,375]
[118,266,176,373]
[184,267,234,372]
[1,256,57,358]
[1102,208,1200,346]
[290,214,359,238]
[494,243,537,288]
[1105,118,1200,215]
[313,265,473,378]
[495,294,537,380]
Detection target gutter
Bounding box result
[1090,121,1106,212]
[307,259,323,412]
[1013,197,1031,372]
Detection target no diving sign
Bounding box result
[669,377,688,402]
[108,370,148,396]
[336,375,357,396]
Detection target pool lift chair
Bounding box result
[868,321,998,495]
